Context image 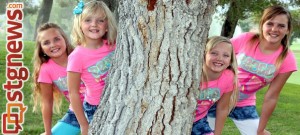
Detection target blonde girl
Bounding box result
[32,22,85,135]
[192,36,239,135]
[67,1,117,135]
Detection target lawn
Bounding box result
[0,40,299,134]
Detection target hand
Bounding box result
[257,129,271,135]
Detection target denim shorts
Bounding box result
[208,104,259,120]
[83,101,98,123]
[191,116,213,135]
[59,109,80,128]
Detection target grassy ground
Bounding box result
[0,40,299,134]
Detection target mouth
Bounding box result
[268,33,279,38]
[51,48,60,53]
[213,62,223,67]
[89,29,100,33]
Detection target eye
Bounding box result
[54,37,61,42]
[210,51,217,55]
[97,19,105,23]
[266,22,273,26]
[223,54,230,57]
[42,41,50,45]
[279,24,286,28]
[84,18,91,22]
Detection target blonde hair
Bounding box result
[252,5,292,69]
[202,36,239,112]
[71,1,117,46]
[32,22,74,114]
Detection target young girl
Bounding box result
[67,1,117,135]
[192,36,239,135]
[208,5,297,135]
[32,22,85,135]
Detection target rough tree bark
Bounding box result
[89,0,217,134]
[33,0,53,40]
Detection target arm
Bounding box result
[257,72,292,135]
[40,83,54,135]
[67,71,89,135]
[214,91,232,135]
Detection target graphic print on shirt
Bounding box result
[237,53,276,100]
[53,76,68,92]
[196,87,220,115]
[87,52,114,83]
[53,76,85,102]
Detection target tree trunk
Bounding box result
[33,0,53,40]
[89,0,217,134]
[220,1,239,38]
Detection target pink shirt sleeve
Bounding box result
[231,32,256,54]
[221,69,235,93]
[38,63,52,84]
[67,48,83,73]
[278,50,298,73]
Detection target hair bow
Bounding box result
[73,0,84,15]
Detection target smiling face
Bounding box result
[80,9,108,45]
[262,14,289,46]
[204,42,232,75]
[39,28,67,59]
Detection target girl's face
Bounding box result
[80,10,108,44]
[39,28,67,58]
[262,14,289,46]
[205,42,232,74]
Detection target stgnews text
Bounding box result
[1,2,29,134]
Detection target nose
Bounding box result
[216,55,222,61]
[272,26,279,31]
[91,20,97,26]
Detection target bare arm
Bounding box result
[40,83,54,135]
[67,71,88,135]
[214,91,232,135]
[257,72,292,135]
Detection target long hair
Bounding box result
[71,1,117,46]
[202,36,239,112]
[32,22,74,113]
[252,5,292,68]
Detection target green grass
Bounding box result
[288,41,300,85]
[0,40,299,134]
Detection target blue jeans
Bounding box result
[59,109,80,128]
[83,101,98,123]
[208,104,259,120]
[192,116,213,135]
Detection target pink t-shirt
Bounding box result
[194,69,235,122]
[38,59,85,109]
[67,41,115,105]
[231,32,298,107]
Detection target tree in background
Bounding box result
[33,0,53,40]
[218,0,283,38]
[89,0,217,134]
[291,9,300,44]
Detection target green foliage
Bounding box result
[0,0,38,15]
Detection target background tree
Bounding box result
[33,0,53,40]
[291,9,300,44]
[218,0,282,38]
[89,0,217,134]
